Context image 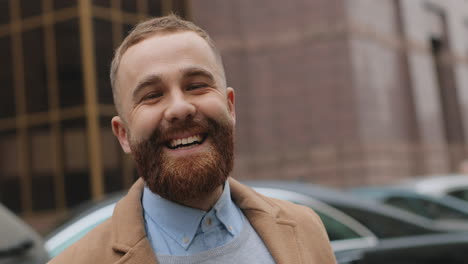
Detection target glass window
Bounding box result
[315,211,361,241]
[93,18,114,104]
[122,0,137,13]
[0,0,10,24]
[148,0,162,16]
[385,197,431,218]
[30,126,55,211]
[55,19,84,108]
[23,27,49,113]
[93,0,111,8]
[54,0,77,10]
[172,0,187,18]
[334,206,432,238]
[20,0,42,18]
[0,132,21,212]
[0,133,19,178]
[100,118,122,193]
[0,36,15,118]
[386,196,468,221]
[62,119,90,207]
[448,189,468,202]
[122,23,134,38]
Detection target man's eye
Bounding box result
[142,92,162,101]
[187,83,208,91]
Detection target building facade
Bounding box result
[0,0,187,222]
[0,0,467,229]
[191,0,468,186]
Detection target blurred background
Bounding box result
[0,0,467,236]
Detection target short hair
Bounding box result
[110,14,225,115]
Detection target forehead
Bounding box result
[118,31,220,85]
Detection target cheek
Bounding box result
[129,108,163,141]
[198,97,233,123]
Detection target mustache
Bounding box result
[144,116,216,146]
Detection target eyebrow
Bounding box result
[132,74,163,101]
[181,66,215,82]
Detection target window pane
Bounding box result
[93,18,114,104]
[62,119,90,207]
[30,126,55,211]
[123,23,134,38]
[172,0,187,18]
[0,132,21,213]
[93,0,110,8]
[148,0,162,16]
[122,0,137,13]
[101,125,122,193]
[0,0,10,24]
[315,211,360,240]
[23,27,49,113]
[0,133,19,178]
[54,0,76,10]
[0,36,15,118]
[20,0,42,18]
[55,19,84,107]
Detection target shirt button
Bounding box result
[228,225,233,231]
[206,218,212,226]
[183,237,189,244]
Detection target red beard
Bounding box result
[130,116,234,204]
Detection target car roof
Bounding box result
[399,174,468,196]
[243,180,445,236]
[0,203,49,263]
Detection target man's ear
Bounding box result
[111,116,132,153]
[226,87,236,125]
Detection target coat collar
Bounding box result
[110,178,302,264]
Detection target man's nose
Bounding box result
[164,92,196,123]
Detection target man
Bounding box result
[50,15,336,264]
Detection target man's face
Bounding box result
[112,31,236,203]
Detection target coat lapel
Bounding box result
[229,178,303,264]
[110,178,158,264]
[111,178,304,264]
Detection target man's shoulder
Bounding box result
[48,219,120,264]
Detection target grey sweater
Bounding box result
[156,220,276,264]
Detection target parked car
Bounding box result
[0,203,49,264]
[354,231,468,264]
[351,186,468,229]
[45,185,468,264]
[45,187,378,258]
[398,174,468,202]
[243,180,451,238]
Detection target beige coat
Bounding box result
[49,178,336,264]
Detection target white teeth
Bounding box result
[169,135,202,148]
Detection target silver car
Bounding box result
[0,203,49,264]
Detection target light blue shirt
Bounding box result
[142,181,245,256]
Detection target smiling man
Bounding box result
[49,15,336,264]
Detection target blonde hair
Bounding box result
[110,14,225,114]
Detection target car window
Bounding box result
[448,189,468,202]
[385,197,468,221]
[335,206,433,238]
[314,210,361,241]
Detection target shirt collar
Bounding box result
[142,181,242,249]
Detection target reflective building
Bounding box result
[0,0,468,230]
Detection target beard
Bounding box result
[129,116,234,204]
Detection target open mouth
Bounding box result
[165,134,207,150]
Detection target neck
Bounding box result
[179,185,224,211]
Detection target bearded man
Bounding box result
[49,15,336,264]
